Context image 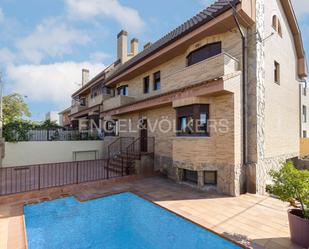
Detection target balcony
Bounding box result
[70,104,88,115]
[88,94,112,108]
[102,95,135,111]
[162,53,239,92]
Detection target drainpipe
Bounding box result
[232,8,248,192]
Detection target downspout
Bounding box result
[232,8,249,193]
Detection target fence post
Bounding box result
[76,162,79,184]
[121,156,124,176]
[38,165,41,190]
[107,159,109,179]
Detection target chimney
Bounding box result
[144,42,152,50]
[117,30,128,63]
[82,69,89,86]
[131,38,139,56]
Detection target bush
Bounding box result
[3,120,38,142]
[267,161,309,219]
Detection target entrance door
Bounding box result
[140,119,148,153]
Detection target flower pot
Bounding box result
[288,209,309,248]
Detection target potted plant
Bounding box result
[267,161,309,248]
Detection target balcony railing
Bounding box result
[162,53,239,92]
[88,94,112,108]
[102,95,135,112]
[71,103,88,115]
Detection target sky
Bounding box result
[0,0,308,121]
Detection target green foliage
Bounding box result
[3,93,31,125]
[267,161,309,219]
[3,120,38,142]
[39,120,62,129]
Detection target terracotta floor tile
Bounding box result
[0,176,304,249]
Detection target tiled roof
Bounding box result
[74,0,239,95]
[105,0,240,83]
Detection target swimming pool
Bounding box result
[24,192,243,249]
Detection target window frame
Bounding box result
[153,71,161,91]
[272,15,282,37]
[143,76,150,94]
[274,61,280,84]
[176,104,210,137]
[117,85,129,96]
[186,42,222,67]
[204,171,217,185]
[303,105,307,123]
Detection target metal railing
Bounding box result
[125,137,155,170]
[4,129,103,142]
[107,137,134,159]
[0,158,128,196]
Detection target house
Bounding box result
[59,107,72,128]
[70,0,307,196]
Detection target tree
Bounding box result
[2,93,31,125]
[267,161,309,219]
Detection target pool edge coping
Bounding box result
[130,191,249,249]
[22,190,249,249]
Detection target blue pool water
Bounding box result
[24,192,242,249]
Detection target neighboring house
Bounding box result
[59,107,72,128]
[45,111,60,125]
[69,0,307,196]
[70,69,113,131]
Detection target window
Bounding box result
[176,104,209,137]
[143,76,150,94]
[102,86,112,95]
[272,15,282,37]
[183,170,198,184]
[303,130,307,138]
[272,15,277,29]
[274,61,280,84]
[117,85,128,96]
[187,42,222,66]
[79,98,86,106]
[153,71,161,90]
[303,84,307,96]
[303,105,307,123]
[204,171,217,185]
[91,84,103,98]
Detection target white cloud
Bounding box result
[65,0,145,34]
[0,8,4,23]
[291,0,309,17]
[0,48,16,65]
[16,18,90,64]
[89,51,111,62]
[6,61,105,109]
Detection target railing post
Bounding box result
[76,162,79,184]
[121,156,124,176]
[107,159,109,179]
[38,165,41,190]
[120,138,122,154]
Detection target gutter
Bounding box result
[232,7,248,192]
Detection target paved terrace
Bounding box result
[0,176,303,249]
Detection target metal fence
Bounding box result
[0,159,126,196]
[5,129,103,142]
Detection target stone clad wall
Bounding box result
[247,0,301,195]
